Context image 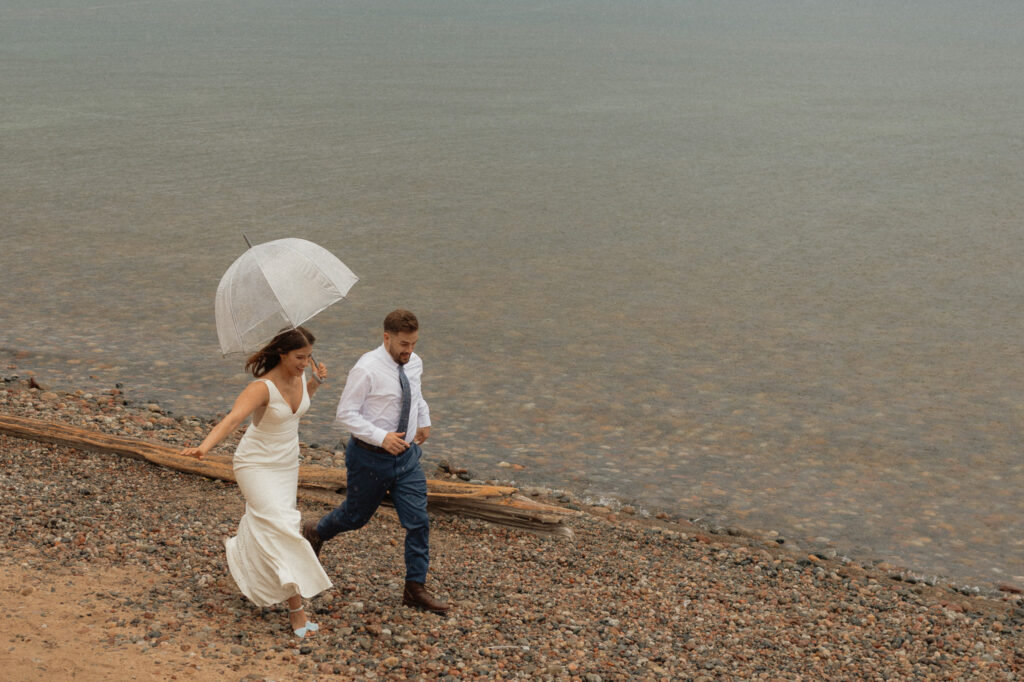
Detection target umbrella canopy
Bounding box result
[215,237,358,354]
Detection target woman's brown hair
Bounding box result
[244,326,315,377]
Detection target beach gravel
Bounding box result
[2,379,1023,680]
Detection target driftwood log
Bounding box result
[0,414,577,537]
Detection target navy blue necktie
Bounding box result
[397,364,411,435]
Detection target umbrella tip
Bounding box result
[242,233,253,248]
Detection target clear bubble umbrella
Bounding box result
[215,237,359,355]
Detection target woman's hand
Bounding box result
[181,445,207,459]
[313,361,328,383]
[308,361,328,396]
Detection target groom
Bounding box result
[303,309,450,613]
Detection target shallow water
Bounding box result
[3,0,1024,588]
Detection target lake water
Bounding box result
[3,0,1024,589]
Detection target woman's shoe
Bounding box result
[289,605,319,638]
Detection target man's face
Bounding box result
[384,330,418,365]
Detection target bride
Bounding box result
[181,326,332,637]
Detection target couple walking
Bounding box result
[182,309,449,638]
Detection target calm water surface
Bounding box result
[3,0,1024,588]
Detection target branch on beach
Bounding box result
[0,414,577,537]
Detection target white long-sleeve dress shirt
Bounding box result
[335,344,431,446]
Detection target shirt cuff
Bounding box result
[369,427,389,446]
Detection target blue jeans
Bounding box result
[316,438,430,583]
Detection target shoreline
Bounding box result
[3,377,1024,678]
[1,370,1019,602]
[4,349,1021,596]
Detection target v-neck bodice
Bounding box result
[250,378,309,435]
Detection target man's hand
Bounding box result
[382,431,411,455]
[413,426,431,445]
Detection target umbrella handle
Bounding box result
[310,353,325,384]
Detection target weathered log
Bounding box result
[0,413,237,481]
[0,414,577,536]
[294,486,574,537]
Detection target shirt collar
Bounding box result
[378,343,400,368]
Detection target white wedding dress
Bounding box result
[225,378,332,607]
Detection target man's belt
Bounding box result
[353,437,390,455]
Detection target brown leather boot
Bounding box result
[402,581,450,613]
[301,520,323,558]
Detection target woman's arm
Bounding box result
[181,382,269,459]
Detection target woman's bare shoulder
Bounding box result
[239,379,271,403]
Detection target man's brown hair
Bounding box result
[384,309,419,334]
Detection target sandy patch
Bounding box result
[1,561,308,681]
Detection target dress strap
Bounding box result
[260,378,278,397]
[250,379,275,428]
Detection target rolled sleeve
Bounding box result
[417,400,430,429]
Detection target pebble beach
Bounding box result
[3,377,1024,680]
